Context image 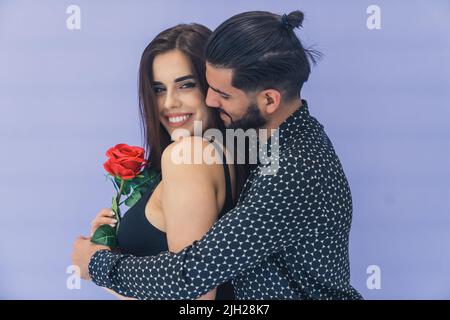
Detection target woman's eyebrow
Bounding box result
[152,75,195,86]
[174,75,195,83]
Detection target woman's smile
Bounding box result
[165,112,193,127]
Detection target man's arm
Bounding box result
[89,157,318,300]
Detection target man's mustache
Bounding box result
[218,108,231,119]
[217,108,236,128]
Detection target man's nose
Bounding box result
[206,87,220,108]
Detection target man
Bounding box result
[72,10,363,300]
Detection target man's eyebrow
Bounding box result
[209,85,231,97]
[152,75,195,86]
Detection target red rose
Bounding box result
[103,144,147,180]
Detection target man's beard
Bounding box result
[219,101,268,169]
[221,101,267,131]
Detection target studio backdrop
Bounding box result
[0,0,449,299]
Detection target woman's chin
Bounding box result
[170,127,193,141]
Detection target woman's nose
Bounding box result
[163,89,181,110]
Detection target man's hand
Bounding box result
[71,236,110,280]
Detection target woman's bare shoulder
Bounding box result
[161,136,226,173]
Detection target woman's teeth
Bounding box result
[168,114,192,124]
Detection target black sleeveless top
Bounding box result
[116,140,235,300]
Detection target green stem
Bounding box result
[117,179,125,205]
[114,179,125,232]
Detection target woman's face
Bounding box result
[152,49,213,139]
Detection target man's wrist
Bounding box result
[88,249,117,287]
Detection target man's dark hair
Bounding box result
[205,10,321,101]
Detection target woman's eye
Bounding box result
[180,82,196,89]
[154,87,165,94]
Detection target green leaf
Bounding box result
[91,224,117,248]
[124,189,142,207]
[128,172,157,192]
[127,178,140,189]
[123,180,132,195]
[148,169,159,181]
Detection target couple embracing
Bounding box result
[72,9,363,300]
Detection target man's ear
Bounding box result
[258,89,281,114]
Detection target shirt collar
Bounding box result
[273,99,310,148]
[246,99,310,169]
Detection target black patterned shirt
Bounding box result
[88,100,363,300]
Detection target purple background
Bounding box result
[0,0,449,299]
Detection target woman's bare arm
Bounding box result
[160,137,226,300]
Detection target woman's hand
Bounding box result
[90,208,117,236]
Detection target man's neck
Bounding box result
[258,98,303,143]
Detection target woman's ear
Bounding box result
[258,89,281,114]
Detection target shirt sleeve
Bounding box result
[89,156,320,300]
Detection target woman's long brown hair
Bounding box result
[138,23,249,203]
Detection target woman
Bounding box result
[89,24,248,300]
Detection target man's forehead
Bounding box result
[206,63,234,89]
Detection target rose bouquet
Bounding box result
[91,143,159,248]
